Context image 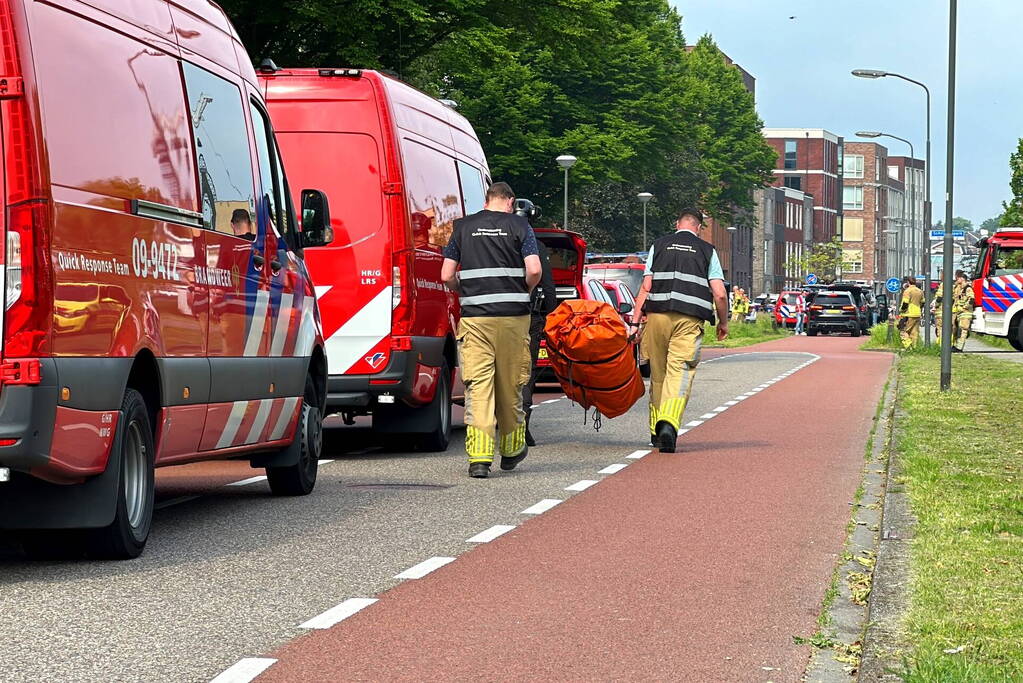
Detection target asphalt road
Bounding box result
[0,345,842,682]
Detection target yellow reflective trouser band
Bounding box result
[499,422,527,457]
[656,397,687,431]
[466,425,495,463]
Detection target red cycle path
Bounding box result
[260,337,892,682]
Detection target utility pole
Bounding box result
[940,0,957,391]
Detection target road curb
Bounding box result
[802,359,899,681]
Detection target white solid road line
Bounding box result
[299,598,378,630]
[626,449,651,459]
[154,495,200,510]
[395,557,456,580]
[565,479,599,492]
[209,658,277,683]
[226,476,268,487]
[521,499,563,514]
[598,463,629,474]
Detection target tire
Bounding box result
[1010,316,1023,352]
[807,329,818,337]
[417,360,452,452]
[87,388,155,560]
[852,327,861,337]
[266,377,322,497]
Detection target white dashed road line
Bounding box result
[209,658,277,683]
[565,480,599,492]
[598,463,629,475]
[226,476,268,487]
[685,420,704,428]
[699,413,717,420]
[395,557,456,580]
[299,598,378,630]
[625,449,651,459]
[467,525,516,543]
[521,499,563,515]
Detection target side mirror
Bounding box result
[300,189,333,248]
[619,301,634,315]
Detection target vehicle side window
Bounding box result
[402,140,462,249]
[992,246,1023,277]
[457,161,486,215]
[181,62,256,236]
[248,100,292,239]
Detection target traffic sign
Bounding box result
[929,229,965,239]
[805,273,818,285]
[886,277,902,293]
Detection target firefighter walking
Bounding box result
[899,276,925,348]
[442,182,541,478]
[631,208,729,453]
[951,270,975,352]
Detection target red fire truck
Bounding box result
[0,0,333,559]
[972,227,1023,350]
[261,68,492,451]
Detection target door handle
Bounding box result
[252,252,265,269]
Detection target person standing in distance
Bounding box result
[631,208,728,453]
[441,182,542,478]
[950,269,975,352]
[899,275,924,348]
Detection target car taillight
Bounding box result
[390,249,414,337]
[810,305,823,311]
[843,306,856,311]
[4,201,52,357]
[5,230,20,309]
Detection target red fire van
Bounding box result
[261,68,492,451]
[972,227,1023,350]
[0,0,334,559]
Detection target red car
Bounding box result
[773,290,806,329]
[0,0,333,558]
[262,68,492,451]
[584,262,646,299]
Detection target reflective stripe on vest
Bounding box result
[647,291,714,311]
[459,292,532,306]
[651,271,709,287]
[460,267,527,280]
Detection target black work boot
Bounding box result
[500,447,528,471]
[469,462,490,478]
[655,420,677,454]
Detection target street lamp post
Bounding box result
[939,0,958,390]
[852,67,932,344]
[637,192,653,251]
[857,131,915,281]
[556,155,577,231]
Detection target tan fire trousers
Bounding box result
[900,316,920,348]
[641,311,704,433]
[458,315,531,464]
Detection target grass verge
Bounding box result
[861,323,942,356]
[703,315,789,348]
[896,353,1023,678]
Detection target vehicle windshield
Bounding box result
[586,266,644,295]
[780,293,801,304]
[991,245,1023,277]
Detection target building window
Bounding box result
[784,140,797,169]
[842,249,863,273]
[843,186,864,210]
[843,154,864,179]
[888,165,900,180]
[783,175,801,191]
[843,217,864,242]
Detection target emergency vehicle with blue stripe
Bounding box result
[0,0,334,559]
[971,227,1023,351]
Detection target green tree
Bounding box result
[783,237,843,283]
[1002,138,1023,226]
[933,217,973,231]
[980,215,1003,232]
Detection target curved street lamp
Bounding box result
[637,192,653,251]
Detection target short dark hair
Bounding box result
[955,269,967,279]
[231,209,251,224]
[486,182,515,202]
[903,275,917,286]
[678,207,704,225]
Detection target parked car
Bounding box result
[262,67,493,451]
[825,283,873,332]
[773,291,805,329]
[597,279,649,377]
[534,229,587,376]
[0,0,333,559]
[584,262,646,299]
[807,291,862,336]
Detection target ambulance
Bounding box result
[971,227,1023,350]
[261,68,491,451]
[0,0,334,559]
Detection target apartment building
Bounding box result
[753,185,814,294]
[762,128,843,243]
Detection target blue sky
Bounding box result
[674,0,1022,227]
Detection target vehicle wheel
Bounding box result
[807,329,818,337]
[852,327,862,337]
[87,388,155,560]
[266,377,322,496]
[1010,316,1023,351]
[417,360,452,452]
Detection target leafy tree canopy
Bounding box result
[1001,138,1023,227]
[980,215,1003,232]
[933,217,973,231]
[220,0,776,250]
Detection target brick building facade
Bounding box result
[762,128,843,244]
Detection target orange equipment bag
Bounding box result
[543,299,645,419]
